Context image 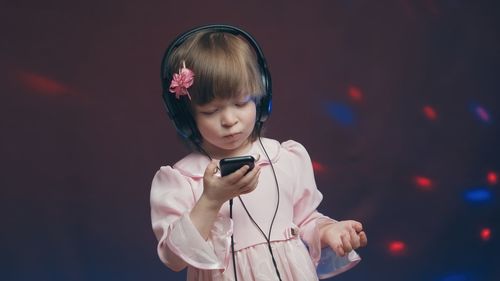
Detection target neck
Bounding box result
[201,139,253,160]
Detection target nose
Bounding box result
[221,108,238,127]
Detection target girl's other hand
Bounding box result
[202,160,261,207]
[320,220,368,257]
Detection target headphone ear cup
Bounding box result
[162,91,198,141]
[257,66,272,123]
[257,93,271,123]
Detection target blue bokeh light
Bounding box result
[324,102,355,126]
[440,273,469,281]
[464,187,492,203]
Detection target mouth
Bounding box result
[223,132,242,139]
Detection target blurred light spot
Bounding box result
[388,240,406,255]
[414,176,433,190]
[422,105,437,121]
[348,85,363,102]
[17,70,69,96]
[470,103,491,123]
[464,187,491,203]
[325,102,355,126]
[476,107,490,122]
[480,227,491,241]
[487,171,497,185]
[312,161,326,174]
[440,273,468,281]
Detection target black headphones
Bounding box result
[160,24,272,145]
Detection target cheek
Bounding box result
[194,116,212,135]
[245,104,257,122]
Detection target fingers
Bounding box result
[240,165,260,183]
[349,227,361,249]
[322,220,368,257]
[322,232,345,257]
[358,231,368,247]
[346,220,364,248]
[341,233,353,255]
[203,161,261,203]
[224,164,259,183]
[335,245,345,257]
[350,220,363,233]
[332,231,359,257]
[348,220,367,248]
[204,160,219,178]
[239,168,260,194]
[215,164,261,198]
[236,166,261,194]
[223,164,252,183]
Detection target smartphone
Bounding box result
[220,156,255,176]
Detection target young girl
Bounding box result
[151,25,367,281]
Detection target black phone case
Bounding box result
[220,156,255,176]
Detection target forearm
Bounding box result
[189,194,223,240]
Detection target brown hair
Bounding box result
[167,31,265,105]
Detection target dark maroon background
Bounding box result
[2,1,499,280]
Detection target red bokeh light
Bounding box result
[480,228,491,241]
[414,176,433,190]
[422,105,437,120]
[17,70,69,96]
[348,85,363,102]
[312,161,326,174]
[388,241,406,255]
[487,171,498,185]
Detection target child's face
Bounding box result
[193,94,256,158]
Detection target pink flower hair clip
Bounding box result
[169,61,194,100]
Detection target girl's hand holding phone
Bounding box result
[201,159,261,207]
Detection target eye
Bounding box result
[235,101,249,107]
[196,104,219,115]
[199,108,218,115]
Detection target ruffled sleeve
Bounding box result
[283,140,361,279]
[150,166,232,272]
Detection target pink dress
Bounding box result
[150,138,361,280]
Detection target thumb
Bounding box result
[204,160,219,178]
